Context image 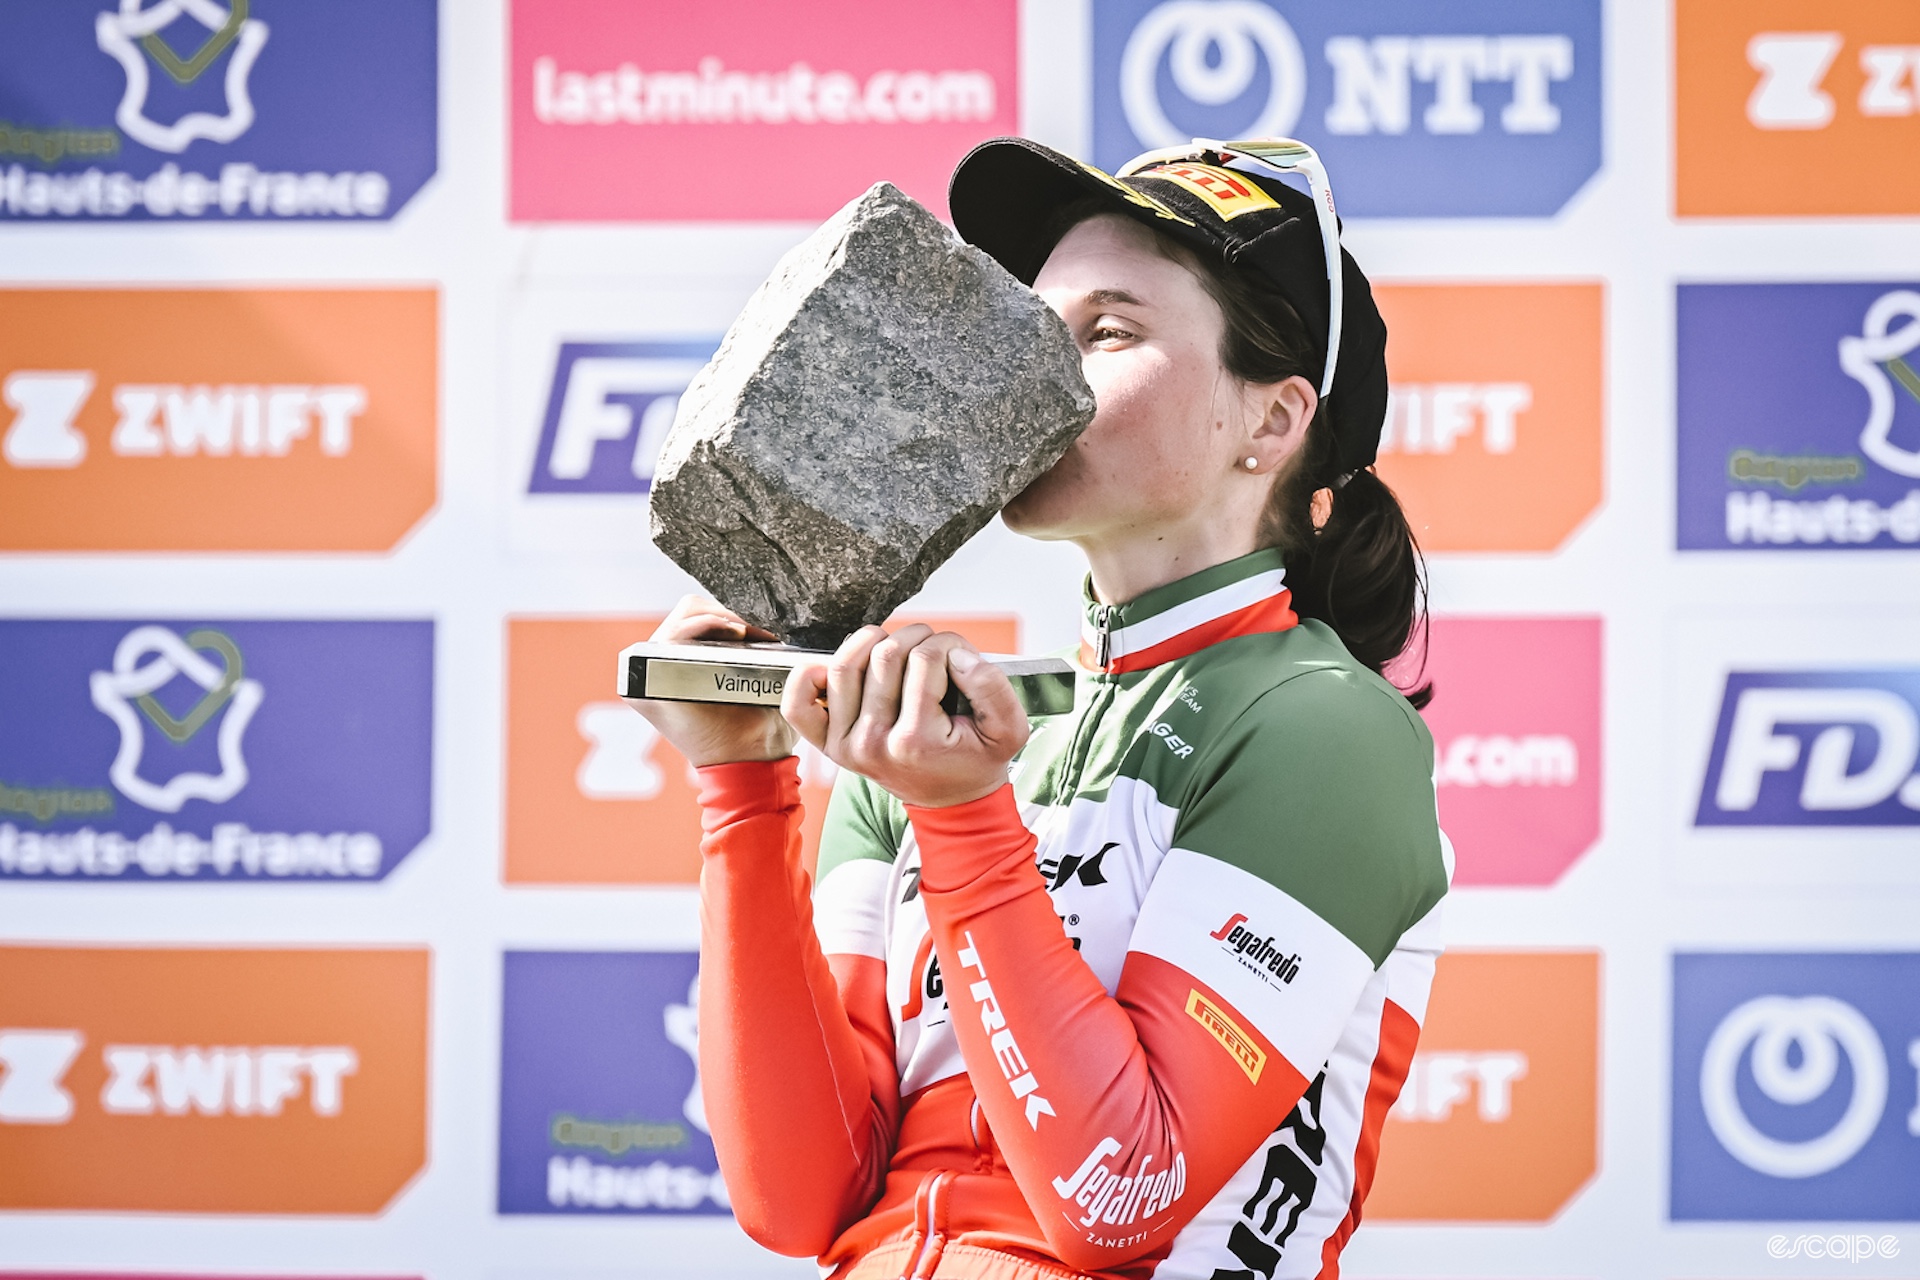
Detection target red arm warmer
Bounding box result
[910,785,1315,1273]
[694,759,900,1256]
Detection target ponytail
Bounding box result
[1270,460,1433,709]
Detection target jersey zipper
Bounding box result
[1093,603,1116,670]
[1061,613,1119,802]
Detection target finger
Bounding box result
[945,643,1030,754]
[654,596,777,644]
[825,626,888,754]
[894,633,963,747]
[857,624,933,746]
[780,662,830,751]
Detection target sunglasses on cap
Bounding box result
[1117,138,1343,400]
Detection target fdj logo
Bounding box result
[1677,284,1920,550]
[1697,672,1920,827]
[527,341,716,494]
[1673,953,1920,1221]
[1091,0,1602,217]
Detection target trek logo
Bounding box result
[1368,284,1603,553]
[0,620,432,882]
[1092,0,1602,217]
[1697,671,1920,827]
[957,931,1054,1130]
[1040,842,1114,892]
[511,0,1018,220]
[1052,1136,1187,1234]
[500,951,729,1215]
[1672,953,1920,1221]
[1210,1073,1326,1273]
[1681,284,1920,550]
[1677,2,1920,216]
[0,1,435,221]
[527,341,715,494]
[1208,914,1302,988]
[0,946,428,1213]
[0,289,437,552]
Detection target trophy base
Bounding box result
[618,640,1076,717]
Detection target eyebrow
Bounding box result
[1082,288,1146,309]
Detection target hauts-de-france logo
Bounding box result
[0,620,433,882]
[0,0,436,221]
[89,625,264,812]
[1678,283,1920,550]
[1672,952,1920,1221]
[499,951,730,1215]
[1091,0,1603,217]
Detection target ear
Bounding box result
[1240,375,1318,475]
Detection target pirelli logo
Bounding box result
[1185,988,1265,1084]
[1138,164,1279,220]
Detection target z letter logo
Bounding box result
[88,625,263,813]
[95,0,271,154]
[2,372,93,468]
[1746,33,1843,129]
[0,1030,85,1123]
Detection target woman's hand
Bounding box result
[627,596,797,767]
[781,625,1030,809]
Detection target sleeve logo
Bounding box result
[1185,987,1266,1083]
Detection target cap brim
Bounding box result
[948,137,1221,285]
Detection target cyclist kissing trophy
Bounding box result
[617,182,1094,718]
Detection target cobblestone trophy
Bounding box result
[617,182,1096,716]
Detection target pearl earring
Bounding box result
[1242,456,1259,471]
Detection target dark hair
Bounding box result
[1043,201,1432,707]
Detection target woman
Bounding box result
[635,137,1449,1280]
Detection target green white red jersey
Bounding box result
[693,548,1451,1280]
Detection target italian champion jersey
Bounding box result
[692,547,1450,1280]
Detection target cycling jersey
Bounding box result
[694,547,1450,1280]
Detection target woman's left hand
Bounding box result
[782,625,1031,809]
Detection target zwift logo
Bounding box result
[1697,671,1920,827]
[1092,0,1602,217]
[527,340,716,494]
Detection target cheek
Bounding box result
[1080,350,1218,471]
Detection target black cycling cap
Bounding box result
[948,136,1389,479]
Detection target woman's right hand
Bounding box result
[627,596,797,767]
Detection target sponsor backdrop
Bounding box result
[0,2,1915,1280]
